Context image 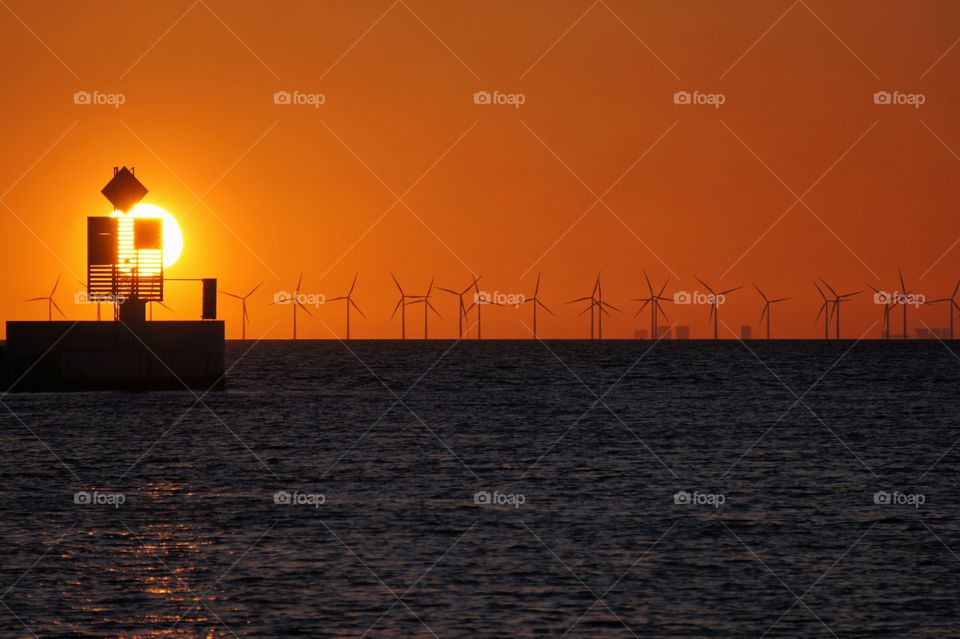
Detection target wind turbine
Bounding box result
[754,284,790,340]
[695,276,741,340]
[25,274,64,321]
[221,281,263,340]
[567,276,599,339]
[819,279,861,340]
[925,279,960,340]
[270,273,312,339]
[568,273,619,339]
[595,276,620,339]
[466,277,490,340]
[328,273,365,340]
[632,270,669,340]
[390,273,420,340]
[814,282,832,339]
[896,269,913,340]
[867,284,896,340]
[408,277,441,339]
[523,272,555,339]
[438,276,479,339]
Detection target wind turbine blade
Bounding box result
[813,281,825,299]
[898,268,906,292]
[760,304,768,322]
[428,301,442,318]
[819,278,837,297]
[578,305,593,317]
[603,302,622,313]
[297,302,314,317]
[296,272,304,291]
[953,279,960,300]
[437,287,459,295]
[753,284,767,301]
[637,299,651,314]
[221,291,242,300]
[23,297,46,302]
[391,272,403,294]
[657,278,669,298]
[567,296,592,304]
[770,297,791,303]
[427,276,435,297]
[390,299,403,319]
[718,286,741,296]
[50,273,62,296]
[538,301,556,317]
[328,296,347,302]
[463,276,481,295]
[656,302,669,321]
[246,281,264,298]
[695,276,715,295]
[349,272,358,296]
[243,305,249,325]
[840,290,862,298]
[351,299,366,318]
[51,299,65,318]
[815,303,824,322]
[644,270,654,296]
[535,272,541,296]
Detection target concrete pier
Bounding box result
[2,321,224,391]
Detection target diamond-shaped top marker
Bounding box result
[101,166,147,212]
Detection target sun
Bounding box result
[111,203,183,268]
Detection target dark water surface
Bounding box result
[2,340,959,638]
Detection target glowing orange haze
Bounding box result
[1,1,958,339]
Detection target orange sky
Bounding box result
[1,0,959,339]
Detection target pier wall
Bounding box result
[3,321,224,391]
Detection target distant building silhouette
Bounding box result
[916,327,949,339]
[675,325,690,340]
[657,326,672,339]
[740,325,752,340]
[634,329,648,340]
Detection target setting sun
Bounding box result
[111,203,183,269]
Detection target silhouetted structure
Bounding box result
[328,273,364,340]
[390,273,419,340]
[568,273,620,339]
[633,271,670,342]
[221,281,263,340]
[271,273,312,339]
[754,284,790,339]
[926,279,960,340]
[695,277,741,340]
[408,277,441,339]
[522,273,554,339]
[819,279,861,340]
[4,168,224,390]
[438,276,479,339]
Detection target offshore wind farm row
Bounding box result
[25,269,959,341]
